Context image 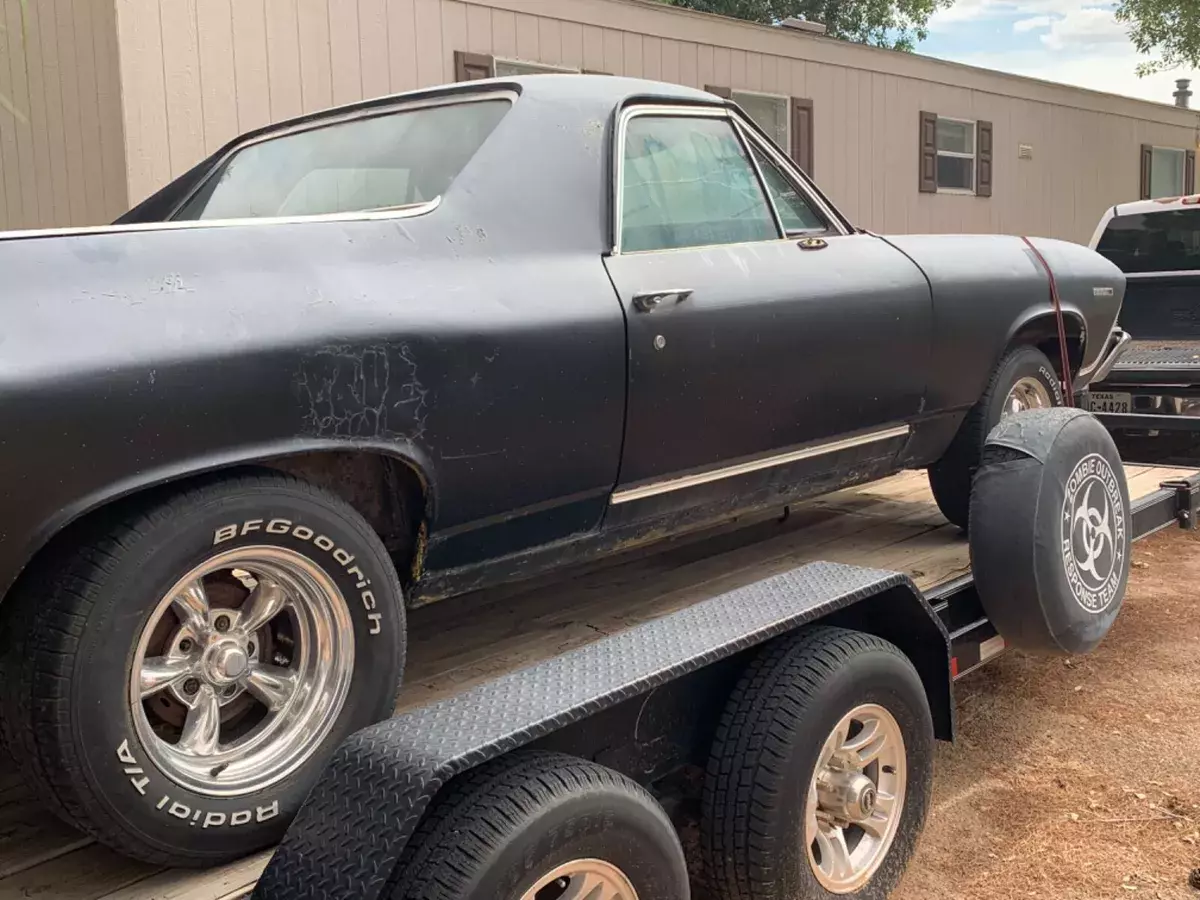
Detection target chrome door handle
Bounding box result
[633,289,693,313]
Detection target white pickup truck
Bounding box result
[1088,195,1200,461]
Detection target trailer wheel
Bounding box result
[702,626,933,900]
[389,751,689,900]
[929,344,1064,528]
[0,470,405,867]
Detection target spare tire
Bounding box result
[970,408,1131,656]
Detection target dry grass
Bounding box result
[893,527,1200,900]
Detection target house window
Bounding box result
[732,91,790,152]
[935,118,975,192]
[1152,147,1185,198]
[919,111,993,197]
[493,58,579,77]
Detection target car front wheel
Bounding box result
[0,470,406,867]
[928,344,1065,528]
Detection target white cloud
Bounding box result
[1038,7,1129,50]
[1013,15,1052,32]
[925,0,1200,104]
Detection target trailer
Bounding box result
[1,416,1197,900]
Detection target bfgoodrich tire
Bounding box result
[929,344,1064,528]
[0,470,406,867]
[388,751,690,900]
[702,627,933,900]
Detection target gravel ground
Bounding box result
[893,526,1200,900]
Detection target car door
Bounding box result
[602,104,932,516]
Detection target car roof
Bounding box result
[1112,195,1200,217]
[263,74,723,136]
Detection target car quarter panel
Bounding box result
[0,82,632,598]
[883,234,1125,415]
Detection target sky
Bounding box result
[918,0,1200,107]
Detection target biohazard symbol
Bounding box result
[1072,482,1114,585]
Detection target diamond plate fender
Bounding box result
[252,561,949,900]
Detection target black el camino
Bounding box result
[0,75,1127,867]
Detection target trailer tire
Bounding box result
[388,751,689,900]
[702,626,933,900]
[970,407,1131,655]
[929,345,1064,528]
[0,470,405,867]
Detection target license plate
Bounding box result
[1088,391,1132,414]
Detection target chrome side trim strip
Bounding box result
[0,196,442,242]
[610,425,911,505]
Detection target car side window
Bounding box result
[621,114,780,253]
[750,145,828,235]
[174,99,510,221]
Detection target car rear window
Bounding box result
[1095,207,1200,274]
[174,98,510,221]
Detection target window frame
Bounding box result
[493,57,580,77]
[165,90,516,224]
[934,116,977,195]
[611,103,844,256]
[730,89,792,154]
[734,115,835,238]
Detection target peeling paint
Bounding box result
[295,343,429,441]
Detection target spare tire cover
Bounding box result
[969,408,1131,656]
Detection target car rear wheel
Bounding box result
[0,470,406,867]
[928,344,1064,528]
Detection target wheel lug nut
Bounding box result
[182,678,201,695]
[214,615,231,633]
[179,638,193,652]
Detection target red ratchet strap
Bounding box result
[1021,236,1074,407]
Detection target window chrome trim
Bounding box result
[609,425,911,505]
[732,112,841,236]
[0,196,443,243]
[733,116,787,239]
[613,103,735,256]
[167,89,518,222]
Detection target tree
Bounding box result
[1116,0,1200,76]
[660,0,953,52]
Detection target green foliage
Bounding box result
[660,0,953,51]
[1115,0,1200,76]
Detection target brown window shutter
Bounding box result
[919,111,938,193]
[454,51,493,82]
[1140,144,1153,199]
[1187,150,1196,194]
[791,98,814,177]
[705,84,733,99]
[976,120,993,197]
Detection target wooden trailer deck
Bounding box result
[0,465,1191,900]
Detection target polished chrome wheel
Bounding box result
[1003,376,1054,416]
[131,546,355,797]
[805,703,907,894]
[520,859,638,900]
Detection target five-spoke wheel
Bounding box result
[132,546,356,797]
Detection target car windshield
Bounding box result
[1095,207,1200,275]
[174,98,510,221]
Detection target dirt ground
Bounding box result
[893,526,1200,900]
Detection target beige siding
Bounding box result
[0,0,126,229]
[23,0,1200,242]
